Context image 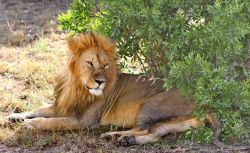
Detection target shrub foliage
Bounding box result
[58,0,250,143]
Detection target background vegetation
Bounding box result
[58,0,250,143]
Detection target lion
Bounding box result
[9,32,221,146]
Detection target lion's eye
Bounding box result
[104,63,109,69]
[86,61,93,67]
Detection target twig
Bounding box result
[94,3,105,16]
[4,12,13,33]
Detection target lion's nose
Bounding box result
[95,79,105,85]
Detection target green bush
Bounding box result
[58,0,250,143]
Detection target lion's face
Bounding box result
[67,32,117,97]
[77,48,112,96]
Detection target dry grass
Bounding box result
[0,34,68,149]
[0,34,249,153]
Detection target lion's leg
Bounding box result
[150,117,202,137]
[117,117,202,146]
[9,105,57,122]
[101,128,149,140]
[23,116,82,130]
[117,116,223,146]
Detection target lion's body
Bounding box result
[99,73,195,129]
[9,33,221,146]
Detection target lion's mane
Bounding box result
[53,32,117,118]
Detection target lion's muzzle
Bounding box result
[88,80,106,96]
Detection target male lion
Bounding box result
[9,32,221,146]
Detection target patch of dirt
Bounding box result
[0,141,249,153]
[0,144,32,153]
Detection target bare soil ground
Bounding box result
[0,34,249,153]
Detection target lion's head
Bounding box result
[67,32,117,96]
[54,32,117,116]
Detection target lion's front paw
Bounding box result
[117,136,137,147]
[23,117,44,129]
[8,112,31,122]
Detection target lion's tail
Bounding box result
[206,113,222,146]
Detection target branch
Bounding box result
[135,53,148,76]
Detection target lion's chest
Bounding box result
[100,100,143,128]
